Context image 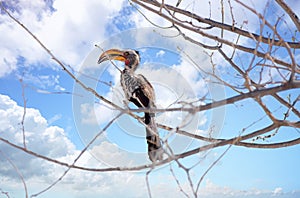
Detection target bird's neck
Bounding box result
[124,63,138,72]
[122,68,134,75]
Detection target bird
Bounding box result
[97,49,163,162]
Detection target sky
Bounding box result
[0,0,300,197]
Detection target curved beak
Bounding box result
[97,49,126,64]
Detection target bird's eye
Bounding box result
[124,52,129,56]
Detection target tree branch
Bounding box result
[275,0,300,32]
[132,0,300,48]
[131,0,296,69]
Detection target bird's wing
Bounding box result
[136,75,163,161]
[136,74,156,105]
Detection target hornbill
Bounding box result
[97,49,163,162]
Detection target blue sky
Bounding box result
[0,0,300,197]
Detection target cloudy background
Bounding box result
[0,0,300,197]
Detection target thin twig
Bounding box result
[19,78,27,149]
[195,145,232,194]
[169,164,190,198]
[0,150,28,198]
[31,112,122,197]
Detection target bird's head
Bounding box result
[97,49,140,71]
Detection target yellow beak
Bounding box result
[97,49,126,64]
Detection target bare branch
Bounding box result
[169,164,190,198]
[275,0,300,32]
[132,0,300,48]
[175,120,300,160]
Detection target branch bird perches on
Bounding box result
[97,49,163,162]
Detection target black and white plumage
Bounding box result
[97,49,163,162]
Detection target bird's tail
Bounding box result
[145,113,163,162]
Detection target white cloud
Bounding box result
[273,187,283,196]
[18,73,65,90]
[0,0,125,77]
[0,94,76,183]
[0,93,144,196]
[47,114,62,125]
[80,103,98,125]
[80,94,116,126]
[88,141,133,167]
[171,59,208,97]
[197,179,295,198]
[0,92,298,198]
[156,50,165,58]
[0,94,75,157]
[0,49,18,77]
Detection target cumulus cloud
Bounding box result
[0,94,142,196]
[0,94,298,197]
[0,94,75,155]
[0,94,74,183]
[0,0,125,77]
